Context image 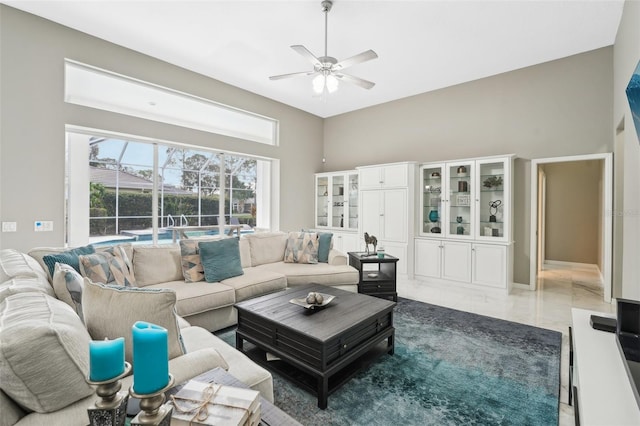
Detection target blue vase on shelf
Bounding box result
[429,210,439,223]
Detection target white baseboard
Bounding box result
[512,282,531,290]
[543,260,600,272]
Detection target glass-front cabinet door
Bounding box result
[347,173,359,229]
[316,175,329,227]
[315,171,358,230]
[476,158,509,241]
[446,161,474,238]
[331,175,345,228]
[421,164,444,236]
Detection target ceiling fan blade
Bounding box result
[291,45,322,68]
[269,71,317,80]
[335,73,376,90]
[333,50,378,71]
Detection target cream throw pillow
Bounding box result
[0,292,94,413]
[82,279,185,363]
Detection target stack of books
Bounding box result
[170,380,261,426]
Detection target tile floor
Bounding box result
[397,263,614,426]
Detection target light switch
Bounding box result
[2,222,17,232]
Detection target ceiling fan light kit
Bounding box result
[269,0,378,95]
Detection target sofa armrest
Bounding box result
[168,347,229,385]
[328,249,347,265]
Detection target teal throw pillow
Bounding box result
[199,238,244,283]
[318,232,333,263]
[43,245,95,277]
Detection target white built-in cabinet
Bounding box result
[357,162,415,277]
[314,171,361,254]
[415,155,514,291]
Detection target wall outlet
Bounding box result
[2,222,17,232]
[34,221,53,232]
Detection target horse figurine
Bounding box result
[364,232,378,255]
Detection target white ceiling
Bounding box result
[4,0,625,118]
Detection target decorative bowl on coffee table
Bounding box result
[289,293,335,310]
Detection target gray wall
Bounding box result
[614,0,640,300]
[0,5,323,252]
[543,160,602,265]
[324,47,614,285]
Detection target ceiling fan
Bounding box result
[269,0,378,94]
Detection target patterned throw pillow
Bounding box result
[284,232,319,264]
[179,238,220,283]
[52,262,86,321]
[78,246,135,286]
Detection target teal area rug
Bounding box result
[217,298,562,425]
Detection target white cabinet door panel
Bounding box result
[383,189,407,243]
[472,244,506,288]
[360,191,383,238]
[382,164,408,188]
[442,241,471,282]
[415,239,442,279]
[359,168,382,190]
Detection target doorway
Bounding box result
[529,153,613,302]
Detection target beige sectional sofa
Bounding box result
[100,231,358,332]
[0,231,358,425]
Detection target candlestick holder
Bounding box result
[129,374,175,426]
[86,362,132,426]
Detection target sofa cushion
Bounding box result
[132,245,183,287]
[79,249,134,287]
[52,263,85,321]
[179,238,221,283]
[239,238,251,268]
[144,281,236,318]
[221,267,287,302]
[257,261,359,286]
[0,276,55,304]
[0,249,40,282]
[284,232,319,264]
[42,245,95,278]
[244,232,287,266]
[199,238,244,283]
[82,279,185,363]
[0,292,94,413]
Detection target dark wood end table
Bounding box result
[348,251,399,301]
[235,284,395,409]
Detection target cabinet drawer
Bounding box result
[359,281,396,293]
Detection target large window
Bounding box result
[66,131,271,245]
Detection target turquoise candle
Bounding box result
[89,337,125,382]
[132,321,169,394]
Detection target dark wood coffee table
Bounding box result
[235,284,395,409]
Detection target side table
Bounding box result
[348,252,398,301]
